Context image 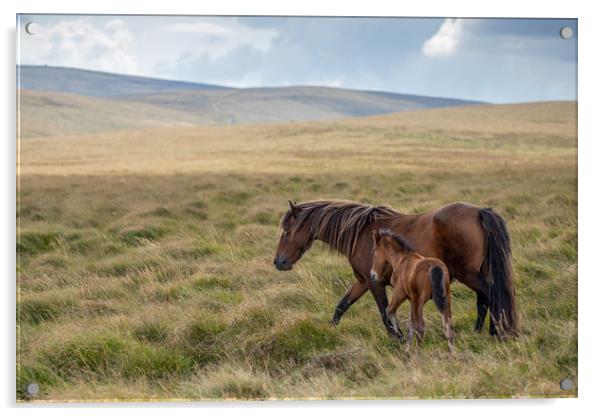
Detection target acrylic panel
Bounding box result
[16,15,577,402]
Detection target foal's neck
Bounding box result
[386,249,407,270]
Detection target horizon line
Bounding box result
[17,64,488,104]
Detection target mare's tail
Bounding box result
[429,266,447,313]
[479,208,519,336]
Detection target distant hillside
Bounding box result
[18,65,228,97]
[116,86,483,125]
[18,65,484,137]
[18,89,201,138]
[346,100,577,138]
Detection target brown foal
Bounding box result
[370,228,455,349]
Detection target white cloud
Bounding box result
[161,20,279,60]
[422,18,464,58]
[164,22,233,36]
[19,18,138,74]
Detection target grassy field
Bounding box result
[17,101,577,401]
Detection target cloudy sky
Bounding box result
[17,15,577,103]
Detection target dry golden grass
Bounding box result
[19,101,574,176]
[17,102,577,401]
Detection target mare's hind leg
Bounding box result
[457,271,496,335]
[331,279,368,325]
[475,291,489,332]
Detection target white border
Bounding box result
[3,1,601,415]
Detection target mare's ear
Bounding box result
[288,200,300,218]
[372,228,381,244]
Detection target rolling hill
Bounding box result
[18,66,483,137]
[18,89,201,138]
[18,65,227,97]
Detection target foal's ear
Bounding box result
[372,228,381,244]
[288,200,300,217]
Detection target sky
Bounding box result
[17,15,577,103]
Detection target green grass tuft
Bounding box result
[17,230,61,255]
[182,316,229,365]
[122,343,194,380]
[117,225,167,246]
[252,319,342,367]
[194,276,232,290]
[18,297,77,325]
[43,334,127,379]
[133,321,170,344]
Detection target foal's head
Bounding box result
[369,228,416,281]
[273,201,313,271]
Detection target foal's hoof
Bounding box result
[331,317,340,326]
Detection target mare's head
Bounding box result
[369,228,415,281]
[273,201,313,271]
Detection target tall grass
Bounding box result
[17,102,576,400]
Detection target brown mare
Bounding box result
[370,228,454,349]
[273,200,517,340]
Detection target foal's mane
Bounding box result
[281,200,400,257]
[378,228,416,253]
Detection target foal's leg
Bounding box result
[414,301,426,343]
[331,279,368,325]
[408,300,419,344]
[441,295,455,351]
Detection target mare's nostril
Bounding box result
[274,257,287,269]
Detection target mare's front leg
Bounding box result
[368,279,404,343]
[386,289,407,342]
[331,278,368,325]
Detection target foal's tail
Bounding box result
[429,266,447,313]
[479,208,519,336]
